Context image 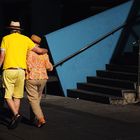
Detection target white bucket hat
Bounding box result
[7,21,23,30]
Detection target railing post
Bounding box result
[136,39,140,100]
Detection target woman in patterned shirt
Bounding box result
[25,34,53,128]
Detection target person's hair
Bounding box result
[10,30,21,34]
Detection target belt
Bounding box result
[7,68,24,70]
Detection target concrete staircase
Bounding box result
[67,50,138,104]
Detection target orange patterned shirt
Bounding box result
[26,51,53,80]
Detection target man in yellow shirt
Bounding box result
[0,21,48,129]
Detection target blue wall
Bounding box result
[45,0,134,96]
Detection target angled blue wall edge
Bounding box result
[45,0,134,96]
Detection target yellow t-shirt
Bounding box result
[1,33,35,69]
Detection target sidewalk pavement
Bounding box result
[0,95,140,140]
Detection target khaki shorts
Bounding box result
[3,69,25,99]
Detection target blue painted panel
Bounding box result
[45,1,134,96]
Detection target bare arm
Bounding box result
[31,45,48,54]
[0,49,5,67]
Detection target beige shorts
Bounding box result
[3,69,25,99]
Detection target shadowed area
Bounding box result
[0,95,140,140]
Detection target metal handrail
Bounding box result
[53,23,126,67]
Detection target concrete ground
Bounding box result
[0,95,140,140]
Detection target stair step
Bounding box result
[77,83,129,97]
[45,76,62,96]
[97,70,137,82]
[67,89,119,104]
[47,76,58,82]
[106,64,138,73]
[87,76,136,89]
[115,53,138,65]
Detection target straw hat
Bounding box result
[7,21,23,30]
[31,34,41,44]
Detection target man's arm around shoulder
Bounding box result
[31,45,48,54]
